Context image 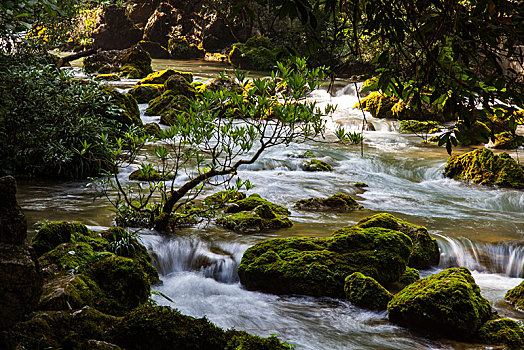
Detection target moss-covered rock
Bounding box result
[493,131,521,149]
[129,84,164,103]
[164,74,196,98]
[85,256,150,316]
[143,122,162,137]
[38,242,104,279]
[129,167,175,181]
[475,318,524,349]
[39,273,103,311]
[228,36,285,71]
[84,44,152,78]
[504,280,524,311]
[103,87,142,127]
[355,92,440,121]
[238,226,412,297]
[344,272,393,310]
[145,91,190,117]
[444,148,524,189]
[168,37,205,59]
[9,307,120,350]
[94,73,121,81]
[355,213,439,269]
[295,193,363,211]
[399,120,440,134]
[109,305,292,350]
[32,222,90,256]
[216,204,293,233]
[225,193,290,216]
[138,69,193,85]
[302,159,333,172]
[205,75,244,94]
[204,190,247,207]
[138,40,170,59]
[387,267,492,340]
[354,182,368,188]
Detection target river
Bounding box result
[17,59,524,349]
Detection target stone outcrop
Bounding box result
[92,5,142,50]
[0,176,42,330]
[143,3,181,47]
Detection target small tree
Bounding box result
[95,58,334,232]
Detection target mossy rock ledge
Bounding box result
[238,226,412,297]
[444,148,524,189]
[387,267,492,340]
[216,194,292,233]
[295,192,363,211]
[355,213,440,269]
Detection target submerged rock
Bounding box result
[355,213,439,269]
[444,148,524,189]
[238,226,412,297]
[475,318,524,349]
[344,272,393,310]
[387,267,492,340]
[295,193,363,211]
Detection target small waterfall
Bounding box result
[437,234,524,277]
[140,235,248,283]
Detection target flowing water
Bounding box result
[17,59,524,349]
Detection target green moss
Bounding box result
[504,280,524,310]
[355,213,440,269]
[168,37,206,59]
[399,120,440,134]
[354,91,397,119]
[216,204,293,233]
[129,167,175,181]
[94,73,121,81]
[129,84,164,103]
[164,74,196,97]
[205,75,244,94]
[117,45,153,78]
[444,148,524,189]
[238,226,412,297]
[295,193,363,211]
[139,69,193,85]
[103,87,142,127]
[38,242,103,278]
[204,190,247,207]
[143,122,162,137]
[145,91,190,116]
[32,222,89,256]
[354,182,368,188]
[109,305,292,350]
[493,131,521,149]
[224,193,289,216]
[344,272,393,310]
[302,159,333,172]
[39,273,103,311]
[85,256,150,316]
[387,267,492,340]
[475,318,524,349]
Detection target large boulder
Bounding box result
[92,5,142,50]
[344,272,393,310]
[475,318,524,349]
[146,92,190,117]
[84,44,153,78]
[138,40,170,59]
[444,148,524,189]
[127,0,160,28]
[355,213,440,269]
[238,226,412,297]
[31,221,91,257]
[103,88,142,127]
[387,267,492,340]
[168,37,205,59]
[0,176,42,330]
[142,3,181,47]
[129,83,165,104]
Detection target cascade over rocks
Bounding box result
[92,5,142,50]
[444,148,524,189]
[387,267,492,340]
[0,176,42,330]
